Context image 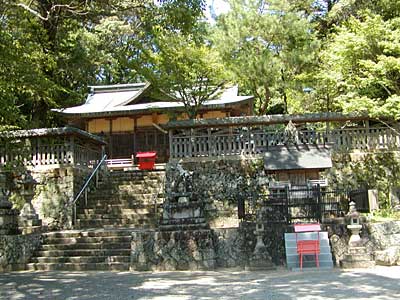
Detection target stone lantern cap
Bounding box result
[346,201,360,225]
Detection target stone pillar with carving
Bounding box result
[18,171,42,234]
[0,172,19,235]
[341,201,375,268]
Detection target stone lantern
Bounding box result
[341,201,375,268]
[247,207,275,271]
[18,171,42,232]
[346,201,362,247]
[0,172,19,235]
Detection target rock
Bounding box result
[374,246,400,266]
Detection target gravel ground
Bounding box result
[1,266,400,300]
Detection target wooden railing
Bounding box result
[0,139,102,168]
[170,127,400,158]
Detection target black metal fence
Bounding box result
[240,186,369,225]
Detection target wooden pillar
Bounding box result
[169,130,173,159]
[133,117,137,156]
[208,128,212,156]
[69,136,75,165]
[108,119,113,159]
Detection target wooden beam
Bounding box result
[164,112,371,130]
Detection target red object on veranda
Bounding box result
[136,151,157,170]
[294,223,321,270]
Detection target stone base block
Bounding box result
[340,259,375,269]
[130,229,217,271]
[341,250,375,269]
[246,260,275,271]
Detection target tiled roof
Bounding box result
[53,83,253,117]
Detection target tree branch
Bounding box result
[17,3,49,20]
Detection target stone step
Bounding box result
[42,232,131,244]
[83,196,163,204]
[106,177,164,184]
[42,229,133,238]
[77,207,160,215]
[76,213,157,220]
[75,219,156,228]
[159,217,207,225]
[80,203,163,211]
[35,249,131,257]
[40,242,131,250]
[85,194,163,203]
[39,241,127,249]
[89,187,162,195]
[30,255,130,264]
[88,189,163,196]
[26,262,129,271]
[109,171,165,178]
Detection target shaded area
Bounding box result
[1,266,400,299]
[264,145,332,171]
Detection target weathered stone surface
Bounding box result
[165,159,267,228]
[213,228,247,268]
[375,246,400,266]
[327,221,400,267]
[130,227,268,271]
[26,167,90,229]
[365,221,400,258]
[0,233,41,272]
[131,229,217,271]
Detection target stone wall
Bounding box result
[9,166,91,230]
[166,157,268,228]
[131,229,218,271]
[326,220,400,266]
[367,221,400,265]
[130,228,253,271]
[130,224,288,271]
[0,233,41,272]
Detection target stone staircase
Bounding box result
[27,229,132,271]
[75,169,165,229]
[27,169,165,271]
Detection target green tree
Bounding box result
[0,0,205,128]
[137,27,227,119]
[212,0,319,115]
[316,13,400,120]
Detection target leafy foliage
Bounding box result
[137,27,228,118]
[0,0,205,128]
[212,0,319,114]
[1,0,400,127]
[316,13,400,119]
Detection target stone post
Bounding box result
[18,171,42,233]
[368,189,379,212]
[0,172,19,235]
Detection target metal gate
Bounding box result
[241,186,361,225]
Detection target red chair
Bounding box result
[294,223,321,270]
